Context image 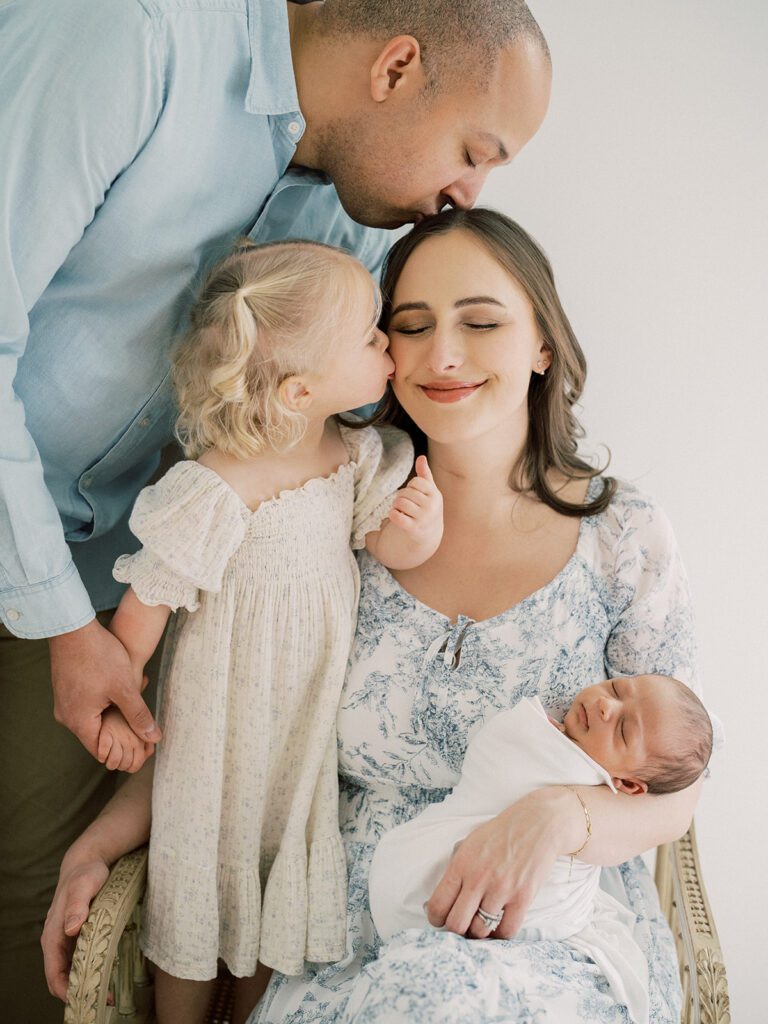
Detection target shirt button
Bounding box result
[6,609,21,622]
[139,417,151,428]
[82,475,93,489]
[287,121,301,134]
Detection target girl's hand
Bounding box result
[41,852,111,1001]
[425,787,585,940]
[387,456,444,553]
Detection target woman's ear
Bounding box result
[536,343,553,374]
[369,36,425,102]
[279,375,313,413]
[612,776,649,796]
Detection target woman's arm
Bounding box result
[41,760,154,1000]
[427,776,701,941]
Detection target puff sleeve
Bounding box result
[343,425,414,550]
[113,462,247,612]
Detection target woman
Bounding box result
[44,210,701,1023]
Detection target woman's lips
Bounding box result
[419,381,485,403]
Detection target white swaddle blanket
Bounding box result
[368,697,649,1024]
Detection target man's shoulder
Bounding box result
[133,0,247,17]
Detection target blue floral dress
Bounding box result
[251,481,695,1024]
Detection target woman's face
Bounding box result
[387,230,551,447]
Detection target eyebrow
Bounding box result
[390,296,505,316]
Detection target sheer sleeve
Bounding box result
[602,489,699,691]
[113,462,246,612]
[342,425,414,550]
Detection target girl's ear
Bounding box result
[612,776,649,796]
[279,375,313,413]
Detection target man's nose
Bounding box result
[440,168,489,212]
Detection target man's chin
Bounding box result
[334,194,415,230]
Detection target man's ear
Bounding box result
[612,776,649,796]
[279,375,313,413]
[370,36,425,102]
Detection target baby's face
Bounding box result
[561,674,680,794]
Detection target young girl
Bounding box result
[97,239,443,1023]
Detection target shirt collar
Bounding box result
[245,0,301,116]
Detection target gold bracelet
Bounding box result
[565,786,592,859]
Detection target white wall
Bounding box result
[480,3,766,1019]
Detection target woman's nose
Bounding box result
[425,329,464,373]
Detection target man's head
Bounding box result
[562,675,713,796]
[294,1,551,228]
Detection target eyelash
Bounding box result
[394,322,498,336]
[611,682,626,742]
[464,149,476,169]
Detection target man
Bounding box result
[0,0,551,1017]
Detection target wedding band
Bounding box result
[475,905,504,930]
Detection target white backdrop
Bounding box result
[479,3,766,1019]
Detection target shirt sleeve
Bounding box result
[0,0,163,637]
[348,426,414,549]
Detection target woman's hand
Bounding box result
[425,786,586,940]
[41,850,111,1000]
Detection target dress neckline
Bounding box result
[365,476,603,630]
[186,456,356,516]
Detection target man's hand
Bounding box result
[49,618,161,759]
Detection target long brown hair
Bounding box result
[373,208,615,517]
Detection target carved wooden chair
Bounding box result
[65,823,730,1024]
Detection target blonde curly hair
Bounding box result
[172,239,376,458]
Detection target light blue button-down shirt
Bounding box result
[0,0,391,638]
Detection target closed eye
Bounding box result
[392,324,431,336]
[466,323,498,331]
[464,149,476,169]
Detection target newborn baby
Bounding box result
[368,674,713,1024]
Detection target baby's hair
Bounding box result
[172,238,377,458]
[641,676,713,795]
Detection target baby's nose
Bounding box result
[597,696,613,720]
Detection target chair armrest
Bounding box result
[65,845,152,1024]
[655,824,731,1024]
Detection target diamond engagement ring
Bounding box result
[475,905,504,931]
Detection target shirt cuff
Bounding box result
[0,561,96,638]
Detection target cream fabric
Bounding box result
[113,423,413,979]
[368,697,649,1024]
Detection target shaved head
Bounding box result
[320,0,549,90]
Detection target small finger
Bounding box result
[415,455,434,482]
[402,476,436,498]
[392,496,422,518]
[105,741,123,772]
[97,731,112,765]
[387,508,416,530]
[117,746,135,773]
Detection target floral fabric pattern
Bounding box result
[252,480,694,1023]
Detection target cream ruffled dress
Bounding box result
[113,423,413,981]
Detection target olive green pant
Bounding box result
[0,612,158,1024]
